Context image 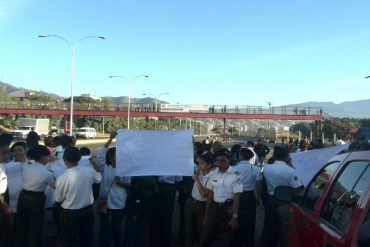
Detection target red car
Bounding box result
[277,149,370,246]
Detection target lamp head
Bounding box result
[98,36,106,40]
[38,35,47,38]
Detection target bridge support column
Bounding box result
[145,116,149,129]
[223,118,226,141]
[64,116,68,133]
[315,120,322,140]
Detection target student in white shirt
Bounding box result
[55,146,101,247]
[199,148,243,247]
[233,148,263,247]
[185,152,213,247]
[0,141,11,246]
[260,146,303,247]
[16,145,55,247]
[7,142,28,211]
[97,132,129,247]
[2,141,28,246]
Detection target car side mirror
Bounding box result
[358,219,370,247]
[274,186,293,202]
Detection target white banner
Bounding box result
[116,129,194,176]
[291,144,350,186]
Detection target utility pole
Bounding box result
[266,101,273,139]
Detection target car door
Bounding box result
[318,158,370,246]
[292,155,370,247]
[288,161,342,246]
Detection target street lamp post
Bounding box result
[109,75,149,129]
[142,92,169,112]
[38,34,105,136]
[266,101,273,139]
[142,92,169,130]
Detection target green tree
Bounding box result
[291,122,312,138]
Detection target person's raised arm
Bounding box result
[104,131,117,149]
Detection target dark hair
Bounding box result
[60,134,73,148]
[203,143,212,152]
[63,146,81,163]
[106,147,116,165]
[0,140,9,149]
[267,157,275,164]
[26,131,39,149]
[199,152,214,165]
[273,146,289,160]
[27,145,50,161]
[43,136,54,147]
[79,147,91,156]
[239,148,254,161]
[247,140,255,147]
[10,141,27,152]
[0,133,13,146]
[213,147,232,160]
[53,136,62,147]
[231,144,242,155]
[193,142,204,157]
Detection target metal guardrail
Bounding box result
[0,101,323,116]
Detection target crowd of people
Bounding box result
[0,129,305,247]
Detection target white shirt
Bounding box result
[248,147,259,165]
[4,161,24,212]
[191,172,209,201]
[47,159,68,178]
[21,162,55,192]
[78,155,92,168]
[234,160,262,191]
[55,166,102,209]
[263,160,303,196]
[53,145,64,159]
[0,164,7,194]
[207,166,243,203]
[99,165,128,210]
[45,159,68,208]
[97,146,129,209]
[97,147,108,169]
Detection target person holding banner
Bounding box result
[185,152,213,247]
[157,175,183,247]
[199,148,243,247]
[96,131,130,247]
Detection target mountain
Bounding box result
[0,80,64,100]
[1,81,369,118]
[0,81,20,94]
[286,100,370,118]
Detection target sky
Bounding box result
[1,0,370,107]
